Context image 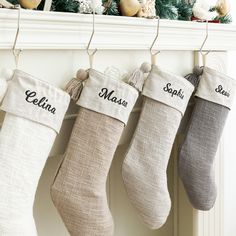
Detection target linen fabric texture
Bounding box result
[50,69,138,236]
[122,65,194,229]
[0,70,70,236]
[179,67,236,210]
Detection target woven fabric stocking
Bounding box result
[122,65,194,229]
[0,70,69,236]
[179,67,236,210]
[50,69,138,236]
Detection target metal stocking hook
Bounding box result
[12,4,22,68]
[86,4,97,69]
[199,20,210,66]
[150,16,160,65]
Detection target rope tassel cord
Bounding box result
[66,63,151,102]
[185,66,204,88]
[65,69,89,102]
[128,62,151,91]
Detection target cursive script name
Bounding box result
[215,85,230,97]
[98,88,128,107]
[25,90,56,114]
[163,83,184,99]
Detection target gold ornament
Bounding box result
[18,0,42,9]
[216,0,230,17]
[119,0,141,17]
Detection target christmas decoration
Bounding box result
[155,0,178,20]
[51,68,139,236]
[216,0,230,17]
[175,0,193,21]
[78,0,104,14]
[137,0,156,18]
[192,0,219,21]
[119,0,141,17]
[122,65,194,229]
[2,0,232,23]
[0,70,69,235]
[218,13,232,24]
[51,0,80,13]
[127,62,151,91]
[18,0,42,9]
[192,0,231,22]
[103,0,119,15]
[154,0,193,20]
[179,67,236,210]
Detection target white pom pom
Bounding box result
[0,68,14,81]
[140,62,151,73]
[76,69,88,81]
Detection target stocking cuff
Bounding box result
[195,67,236,109]
[1,70,70,133]
[142,65,194,116]
[77,69,138,125]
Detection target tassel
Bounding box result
[65,69,89,102]
[0,68,14,103]
[128,62,151,91]
[184,66,204,107]
[185,66,204,89]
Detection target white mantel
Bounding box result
[0,8,236,51]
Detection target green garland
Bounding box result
[103,0,193,20]
[7,0,18,4]
[51,0,80,13]
[175,0,193,21]
[5,0,232,23]
[155,0,178,20]
[103,0,119,16]
[218,14,232,24]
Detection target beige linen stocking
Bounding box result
[122,65,194,229]
[51,69,138,236]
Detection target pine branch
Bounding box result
[103,0,119,15]
[155,0,178,20]
[5,0,18,5]
[218,14,232,24]
[174,0,193,21]
[37,0,46,10]
[51,0,80,13]
[5,0,232,24]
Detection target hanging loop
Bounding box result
[150,16,160,65]
[12,4,22,68]
[86,6,97,68]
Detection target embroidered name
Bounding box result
[215,85,230,97]
[98,88,128,107]
[163,83,184,99]
[25,90,56,114]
